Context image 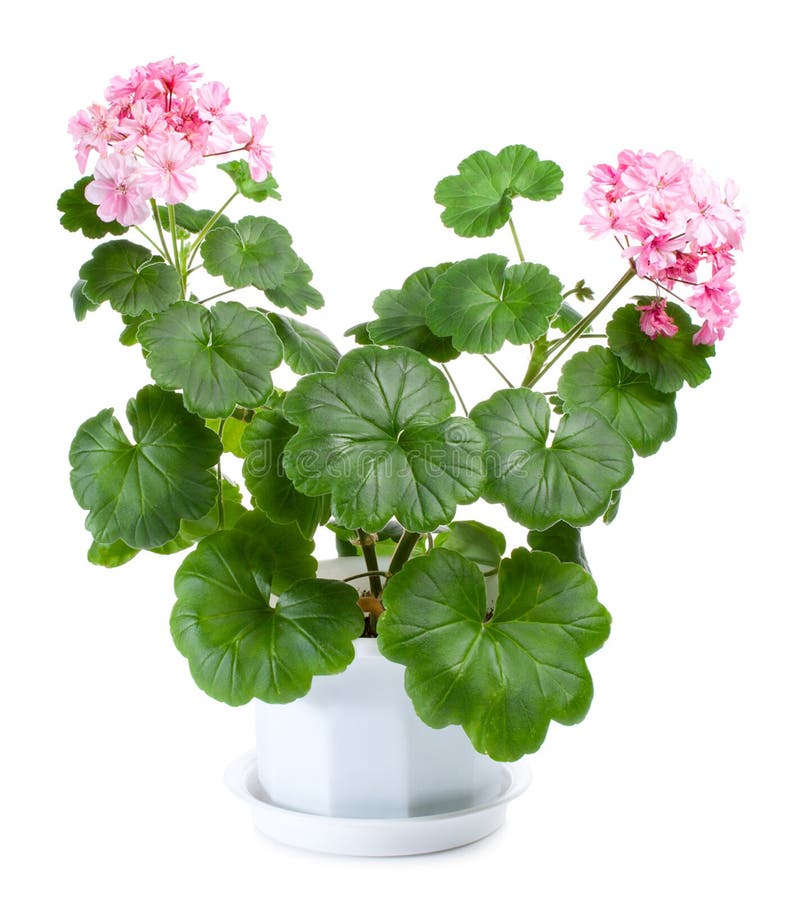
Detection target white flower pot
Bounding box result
[225,557,531,855]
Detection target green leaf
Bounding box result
[435,145,563,238]
[607,302,715,392]
[377,547,609,760]
[138,301,283,418]
[200,216,298,291]
[267,311,340,374]
[158,203,231,234]
[218,160,281,202]
[87,539,139,568]
[71,279,100,321]
[79,240,182,316]
[344,321,374,345]
[603,489,622,525]
[206,416,250,458]
[171,530,362,706]
[58,177,128,239]
[470,387,633,529]
[262,256,324,314]
[553,302,586,334]
[282,346,487,533]
[69,385,222,549]
[527,521,589,572]
[558,345,677,457]
[232,510,318,594]
[118,312,152,346]
[242,408,331,536]
[178,479,248,543]
[426,255,563,353]
[433,521,506,569]
[367,265,459,362]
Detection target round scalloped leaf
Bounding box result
[282,346,486,533]
[267,312,340,373]
[200,216,298,291]
[558,345,677,457]
[69,386,222,549]
[377,548,609,760]
[217,160,281,202]
[242,408,331,536]
[262,256,324,314]
[607,302,715,393]
[367,265,459,362]
[426,255,563,353]
[58,177,128,239]
[435,145,564,238]
[470,387,633,530]
[138,301,283,418]
[231,510,318,594]
[78,240,181,316]
[171,529,362,706]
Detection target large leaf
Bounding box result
[200,216,297,291]
[58,177,128,239]
[171,531,362,705]
[267,311,340,374]
[433,520,506,569]
[242,408,331,536]
[470,387,633,529]
[69,386,222,549]
[262,256,324,314]
[426,255,563,353]
[558,345,677,457]
[435,145,564,238]
[377,548,609,760]
[218,160,281,202]
[607,302,715,393]
[367,265,459,362]
[79,240,181,316]
[282,346,486,533]
[138,301,283,418]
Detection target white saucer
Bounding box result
[225,751,531,857]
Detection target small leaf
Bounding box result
[87,539,139,568]
[218,160,281,202]
[206,416,250,458]
[139,301,283,418]
[282,346,486,533]
[558,345,677,457]
[433,520,506,569]
[377,547,609,760]
[79,240,182,316]
[58,177,128,239]
[427,254,563,353]
[367,265,459,362]
[200,216,298,291]
[118,312,152,346]
[69,386,222,549]
[267,311,340,373]
[242,407,331,536]
[527,521,589,572]
[553,302,586,334]
[435,145,563,238]
[344,322,374,345]
[171,529,362,706]
[262,257,324,314]
[607,302,715,392]
[603,489,622,525]
[158,203,231,234]
[71,279,100,322]
[470,387,633,530]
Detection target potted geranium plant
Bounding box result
[61,58,744,856]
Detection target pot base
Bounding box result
[225,751,531,857]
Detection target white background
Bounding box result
[2,1,787,897]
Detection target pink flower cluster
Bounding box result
[582,150,745,344]
[68,58,272,227]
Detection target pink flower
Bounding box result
[686,169,745,250]
[84,154,152,226]
[140,133,202,204]
[68,103,119,172]
[623,231,687,279]
[116,100,168,151]
[166,95,211,153]
[635,298,678,340]
[197,81,249,143]
[145,57,202,101]
[686,267,739,344]
[245,115,273,181]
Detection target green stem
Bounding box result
[524,267,636,388]
[343,570,389,583]
[356,530,383,599]
[216,419,226,529]
[150,201,172,265]
[440,363,469,416]
[198,287,238,305]
[482,354,514,388]
[187,190,239,268]
[508,216,525,263]
[167,205,185,298]
[386,530,422,579]
[133,225,166,257]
